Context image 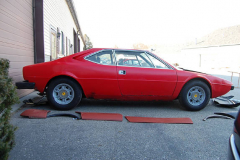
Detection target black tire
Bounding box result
[179,80,210,111]
[47,78,82,110]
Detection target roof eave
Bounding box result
[66,0,86,46]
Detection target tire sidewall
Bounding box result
[179,80,210,111]
[47,78,82,110]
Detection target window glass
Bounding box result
[137,53,153,67]
[116,51,154,68]
[116,51,139,66]
[61,32,65,56]
[86,50,113,65]
[51,31,57,60]
[66,37,68,55]
[69,39,72,55]
[147,53,169,69]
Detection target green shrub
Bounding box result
[0,58,19,160]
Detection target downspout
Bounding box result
[32,0,44,63]
[32,0,37,64]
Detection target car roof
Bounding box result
[69,48,150,58]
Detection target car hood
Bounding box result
[176,67,232,87]
[177,67,208,75]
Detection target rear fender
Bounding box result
[44,72,85,97]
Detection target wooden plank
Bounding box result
[0,43,33,55]
[9,68,23,74]
[0,8,32,29]
[11,74,26,80]
[15,0,32,14]
[11,76,24,83]
[0,41,33,53]
[0,9,31,29]
[23,0,32,7]
[0,26,33,43]
[0,37,33,50]
[9,73,23,79]
[1,0,32,20]
[9,61,34,69]
[0,53,33,62]
[9,71,23,77]
[9,74,24,80]
[0,11,33,36]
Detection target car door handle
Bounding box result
[119,70,126,75]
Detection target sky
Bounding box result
[74,0,240,48]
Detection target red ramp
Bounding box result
[76,112,123,121]
[125,116,193,124]
[20,109,50,119]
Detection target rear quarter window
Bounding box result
[85,50,114,65]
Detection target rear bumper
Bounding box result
[16,81,35,89]
[231,86,235,90]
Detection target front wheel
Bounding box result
[179,80,210,111]
[47,78,82,110]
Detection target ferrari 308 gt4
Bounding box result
[16,48,234,111]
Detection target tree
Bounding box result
[0,58,19,160]
[83,34,93,50]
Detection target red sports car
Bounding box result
[16,48,234,111]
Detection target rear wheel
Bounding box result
[47,78,82,110]
[179,80,210,111]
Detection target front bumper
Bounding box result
[16,81,35,89]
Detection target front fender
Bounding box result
[172,71,213,99]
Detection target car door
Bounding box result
[79,49,121,98]
[115,50,177,96]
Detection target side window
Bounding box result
[116,51,140,66]
[147,53,169,69]
[50,27,57,61]
[115,51,154,68]
[85,50,113,65]
[137,53,154,67]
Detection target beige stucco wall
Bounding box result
[0,0,34,98]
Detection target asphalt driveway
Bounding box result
[9,87,240,160]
